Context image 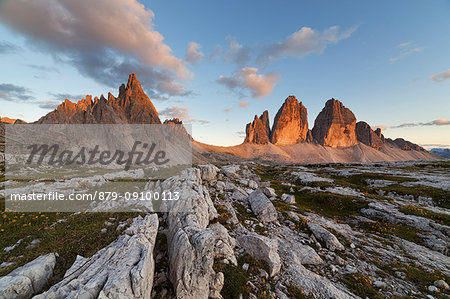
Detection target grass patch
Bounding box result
[341,273,383,299]
[381,184,450,209]
[286,285,309,298]
[213,258,250,299]
[358,221,421,244]
[0,211,141,289]
[399,205,450,226]
[377,261,450,297]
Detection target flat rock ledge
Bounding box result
[0,253,57,299]
[34,214,159,299]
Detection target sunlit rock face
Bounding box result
[36,73,161,125]
[312,98,357,148]
[270,96,309,145]
[244,110,271,144]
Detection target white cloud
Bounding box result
[389,119,450,129]
[398,42,412,48]
[257,25,358,65]
[158,105,209,124]
[389,42,424,63]
[0,0,191,97]
[431,70,450,82]
[185,42,204,64]
[217,67,279,98]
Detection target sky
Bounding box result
[0,0,449,148]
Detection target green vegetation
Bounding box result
[399,205,450,226]
[358,221,421,244]
[377,261,450,297]
[286,285,309,298]
[341,273,383,299]
[253,165,369,219]
[213,258,250,299]
[381,184,450,209]
[0,211,141,289]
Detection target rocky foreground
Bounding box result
[1,160,449,299]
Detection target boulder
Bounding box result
[307,223,345,251]
[0,253,57,299]
[281,193,295,204]
[237,233,281,276]
[248,190,278,223]
[198,164,219,182]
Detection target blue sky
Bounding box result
[0,0,449,147]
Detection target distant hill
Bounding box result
[430,148,450,159]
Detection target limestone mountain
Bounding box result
[1,117,26,124]
[270,96,309,145]
[244,111,271,144]
[386,138,426,152]
[311,98,357,148]
[355,121,385,150]
[36,73,161,124]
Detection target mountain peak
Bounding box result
[126,73,141,90]
[36,73,161,124]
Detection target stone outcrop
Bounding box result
[0,253,56,299]
[36,73,161,124]
[237,233,281,276]
[355,121,385,150]
[164,168,237,298]
[244,111,271,144]
[307,222,345,252]
[35,215,159,298]
[386,138,426,152]
[311,98,357,148]
[248,190,278,223]
[270,96,309,145]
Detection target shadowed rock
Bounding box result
[244,111,271,144]
[356,121,385,150]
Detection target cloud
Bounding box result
[398,42,412,48]
[48,92,85,101]
[185,42,204,64]
[0,0,192,97]
[0,40,21,54]
[212,37,251,67]
[27,64,60,73]
[389,119,450,129]
[218,67,279,98]
[158,105,209,124]
[389,42,424,63]
[257,25,357,65]
[239,101,249,108]
[431,70,450,82]
[37,99,61,109]
[0,83,35,102]
[235,131,246,138]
